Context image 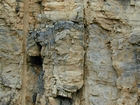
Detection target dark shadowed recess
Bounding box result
[58,96,73,105]
[28,42,42,66]
[29,56,43,66]
[29,55,45,104]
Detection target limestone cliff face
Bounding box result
[0,0,140,105]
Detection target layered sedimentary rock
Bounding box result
[0,0,140,105]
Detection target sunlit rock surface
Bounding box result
[0,0,140,105]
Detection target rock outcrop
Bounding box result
[0,0,140,105]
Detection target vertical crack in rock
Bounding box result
[82,2,89,104]
[21,0,29,104]
[28,55,45,104]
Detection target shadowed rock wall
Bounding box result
[0,0,140,105]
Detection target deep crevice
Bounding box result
[29,56,43,66]
[28,53,44,104]
[57,96,73,105]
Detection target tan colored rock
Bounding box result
[1,0,140,105]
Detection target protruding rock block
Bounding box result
[27,21,85,98]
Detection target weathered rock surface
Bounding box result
[0,0,140,105]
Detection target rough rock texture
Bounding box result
[0,0,140,105]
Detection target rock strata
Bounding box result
[0,0,140,105]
